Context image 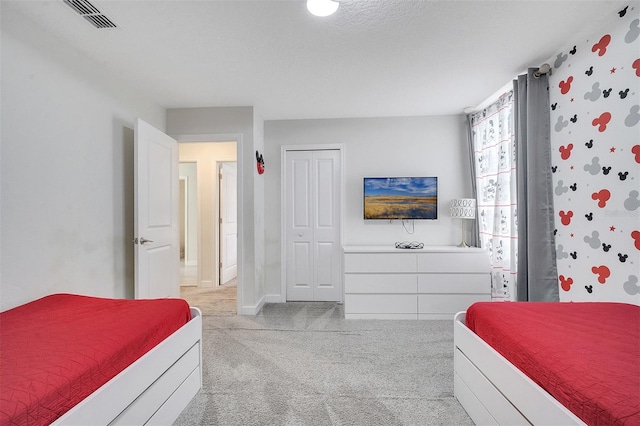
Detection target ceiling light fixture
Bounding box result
[307,0,339,17]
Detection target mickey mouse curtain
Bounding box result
[469,92,518,301]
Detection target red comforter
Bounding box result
[0,294,191,426]
[466,302,640,426]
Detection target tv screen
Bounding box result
[364,177,438,220]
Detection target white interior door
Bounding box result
[134,118,179,299]
[285,149,341,301]
[219,162,238,285]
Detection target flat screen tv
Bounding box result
[364,177,438,220]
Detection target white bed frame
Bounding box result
[52,307,203,426]
[453,311,586,426]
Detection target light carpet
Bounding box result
[174,302,473,426]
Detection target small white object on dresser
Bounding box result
[343,246,491,320]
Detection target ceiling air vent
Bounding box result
[63,0,118,29]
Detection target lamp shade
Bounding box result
[450,198,476,219]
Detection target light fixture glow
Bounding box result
[307,0,339,17]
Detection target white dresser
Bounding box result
[343,246,491,320]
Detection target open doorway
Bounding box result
[178,141,237,315]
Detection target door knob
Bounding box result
[133,237,154,245]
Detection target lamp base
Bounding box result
[457,220,472,248]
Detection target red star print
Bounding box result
[610,225,616,231]
[570,98,575,102]
[570,165,574,170]
[570,233,575,238]
[610,67,617,74]
[610,147,616,152]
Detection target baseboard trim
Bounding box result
[265,294,284,303]
[239,294,266,315]
[197,280,214,288]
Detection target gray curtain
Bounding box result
[465,116,480,248]
[515,69,559,302]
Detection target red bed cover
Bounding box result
[466,302,640,426]
[0,293,192,425]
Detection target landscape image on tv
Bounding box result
[364,177,438,220]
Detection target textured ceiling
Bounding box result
[2,0,631,120]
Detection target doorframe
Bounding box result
[173,133,243,315]
[280,144,345,303]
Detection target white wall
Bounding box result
[263,115,470,298]
[1,7,165,310]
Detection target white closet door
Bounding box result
[285,149,341,301]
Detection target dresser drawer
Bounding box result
[418,274,489,294]
[417,252,489,273]
[345,274,417,293]
[345,253,416,273]
[345,294,417,314]
[418,294,491,315]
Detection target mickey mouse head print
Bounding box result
[256,150,265,175]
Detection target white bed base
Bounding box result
[453,311,586,426]
[52,307,203,426]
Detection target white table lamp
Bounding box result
[450,198,476,248]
